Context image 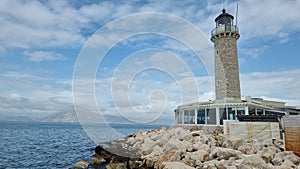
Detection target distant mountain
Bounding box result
[39,106,174,125]
[39,106,101,123]
[39,109,78,123]
[39,109,142,124]
[0,115,35,122]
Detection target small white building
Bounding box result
[174,96,299,126]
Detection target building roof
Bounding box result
[215,9,234,22]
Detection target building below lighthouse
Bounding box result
[174,9,300,126]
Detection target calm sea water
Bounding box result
[0,121,164,169]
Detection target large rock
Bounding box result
[141,137,156,154]
[216,134,227,147]
[260,147,277,163]
[190,150,209,162]
[285,154,300,165]
[239,154,270,169]
[202,159,218,169]
[272,151,295,166]
[280,159,296,169]
[237,143,253,155]
[232,139,245,150]
[90,127,300,169]
[210,147,240,160]
[222,139,233,149]
[154,149,181,169]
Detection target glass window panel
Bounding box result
[249,107,256,115]
[184,110,189,124]
[257,109,263,115]
[189,109,195,124]
[228,107,237,120]
[178,111,183,124]
[207,108,217,125]
[219,108,227,125]
[237,106,245,115]
[197,109,206,124]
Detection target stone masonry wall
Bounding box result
[212,34,241,100]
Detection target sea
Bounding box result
[0,121,165,169]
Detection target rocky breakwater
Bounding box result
[74,127,300,169]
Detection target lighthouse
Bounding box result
[174,8,299,126]
[211,9,241,101]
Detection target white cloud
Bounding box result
[0,0,86,49]
[0,0,298,52]
[240,69,300,106]
[278,32,290,43]
[1,0,300,120]
[1,71,46,81]
[0,75,73,117]
[1,68,299,119]
[240,45,269,59]
[24,51,66,62]
[236,0,300,42]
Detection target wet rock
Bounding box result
[73,160,89,169]
[128,160,143,169]
[90,154,106,166]
[95,145,112,158]
[106,162,127,169]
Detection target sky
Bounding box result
[0,0,300,123]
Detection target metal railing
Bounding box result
[211,25,239,36]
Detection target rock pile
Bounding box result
[74,126,300,169]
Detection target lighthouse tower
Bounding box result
[211,9,241,101]
[174,7,300,127]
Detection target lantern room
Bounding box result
[211,9,239,36]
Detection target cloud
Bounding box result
[0,0,86,49]
[240,69,300,106]
[1,0,300,120]
[240,45,269,59]
[0,0,298,52]
[1,68,300,119]
[23,50,66,62]
[0,76,73,117]
[1,71,46,81]
[236,0,300,42]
